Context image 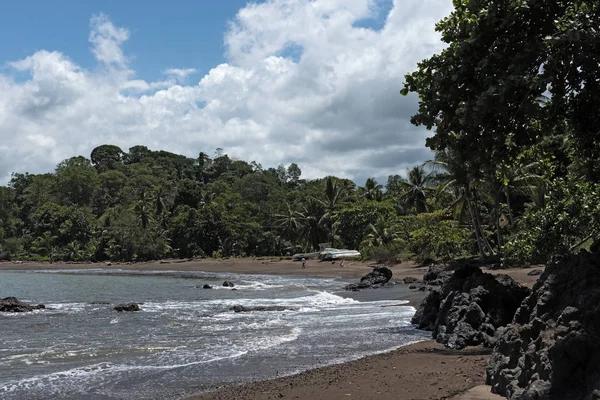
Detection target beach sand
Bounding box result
[191,341,495,400]
[1,258,537,399]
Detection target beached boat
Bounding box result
[320,249,361,260]
[292,243,361,261]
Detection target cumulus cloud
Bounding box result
[0,0,452,186]
[165,68,197,81]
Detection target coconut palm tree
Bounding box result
[321,177,345,247]
[274,202,302,245]
[365,216,397,247]
[427,150,494,257]
[297,197,328,250]
[397,165,434,214]
[131,189,153,230]
[359,178,383,201]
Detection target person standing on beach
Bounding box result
[301,257,306,269]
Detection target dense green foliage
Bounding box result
[402,0,600,266]
[0,146,475,262]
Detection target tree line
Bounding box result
[1,0,597,266]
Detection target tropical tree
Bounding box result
[321,177,345,247]
[297,197,328,250]
[427,150,493,257]
[365,216,397,247]
[397,165,434,214]
[359,178,383,201]
[274,202,302,245]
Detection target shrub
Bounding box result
[504,179,600,266]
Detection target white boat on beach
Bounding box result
[292,243,361,261]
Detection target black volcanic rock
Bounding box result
[487,249,600,399]
[114,303,140,312]
[412,265,530,349]
[344,266,393,291]
[0,297,45,313]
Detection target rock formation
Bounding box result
[223,281,235,287]
[344,266,393,291]
[487,250,600,399]
[114,303,141,312]
[412,264,530,349]
[0,297,45,312]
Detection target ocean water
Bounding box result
[0,269,427,399]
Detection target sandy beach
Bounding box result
[191,341,493,400]
[1,258,538,399]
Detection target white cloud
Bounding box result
[0,1,452,186]
[89,13,130,66]
[165,68,197,81]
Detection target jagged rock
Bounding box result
[344,266,393,291]
[412,265,530,349]
[230,305,296,313]
[114,303,140,312]
[223,281,235,287]
[487,250,600,399]
[526,269,543,276]
[0,297,45,312]
[403,277,422,284]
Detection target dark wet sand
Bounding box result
[190,341,493,400]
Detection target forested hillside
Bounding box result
[0,145,472,262]
[0,126,597,265]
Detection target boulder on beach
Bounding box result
[487,249,600,399]
[0,297,45,313]
[229,305,296,313]
[526,268,543,276]
[222,281,235,287]
[412,264,530,349]
[402,276,422,284]
[344,266,393,291]
[114,303,141,312]
[202,284,212,289]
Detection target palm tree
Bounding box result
[274,202,302,245]
[497,163,542,225]
[297,197,328,250]
[397,165,434,214]
[321,177,344,247]
[31,231,57,259]
[131,189,153,229]
[359,178,383,201]
[365,216,397,247]
[428,150,494,257]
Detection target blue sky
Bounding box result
[0,0,451,185]
[0,0,250,82]
[1,0,393,83]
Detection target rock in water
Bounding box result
[487,250,600,399]
[114,303,140,312]
[412,265,530,349]
[222,281,235,287]
[0,297,45,312]
[344,266,393,291]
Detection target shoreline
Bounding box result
[1,259,536,399]
[188,340,495,400]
